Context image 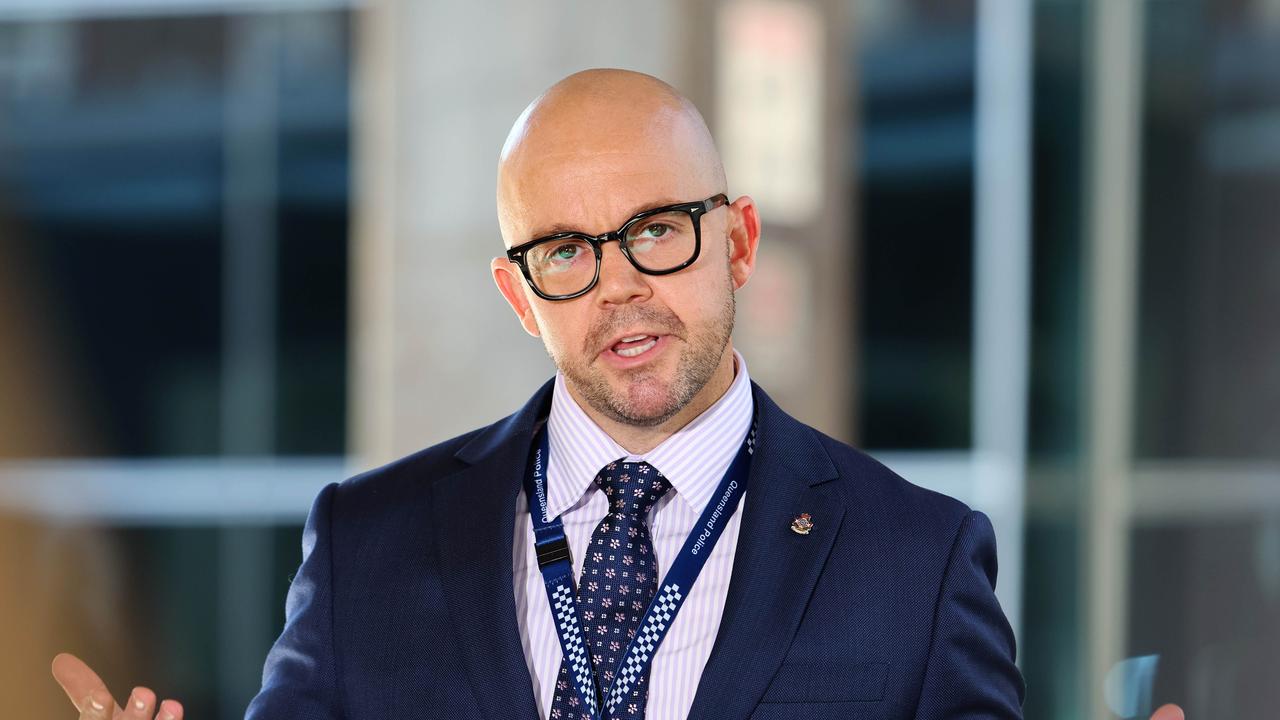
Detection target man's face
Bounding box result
[503,142,738,427]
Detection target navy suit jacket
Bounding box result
[245,380,1024,719]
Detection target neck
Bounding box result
[569,345,738,455]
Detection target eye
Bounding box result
[629,222,675,254]
[640,223,671,238]
[551,243,581,261]
[532,239,592,274]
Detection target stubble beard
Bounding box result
[553,284,736,429]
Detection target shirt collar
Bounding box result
[545,349,754,518]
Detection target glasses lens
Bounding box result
[624,210,697,271]
[525,237,596,297]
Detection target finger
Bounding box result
[52,654,123,716]
[155,698,184,720]
[1151,704,1186,720]
[122,687,156,719]
[79,687,115,720]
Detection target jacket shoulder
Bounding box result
[331,411,513,511]
[752,382,971,526]
[810,427,974,539]
[323,378,553,524]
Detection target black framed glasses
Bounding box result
[506,193,729,301]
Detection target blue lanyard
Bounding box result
[523,420,756,720]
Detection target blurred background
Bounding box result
[0,0,1276,717]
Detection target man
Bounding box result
[51,69,1184,720]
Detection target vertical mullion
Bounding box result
[1083,0,1145,717]
[974,0,1033,646]
[219,12,280,717]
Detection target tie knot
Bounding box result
[594,460,671,517]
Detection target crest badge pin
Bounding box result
[790,513,814,535]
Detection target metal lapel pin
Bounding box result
[790,512,814,535]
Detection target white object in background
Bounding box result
[715,0,823,227]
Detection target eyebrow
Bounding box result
[528,197,685,240]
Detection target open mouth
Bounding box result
[611,334,659,358]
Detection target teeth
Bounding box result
[615,338,658,357]
[619,334,648,343]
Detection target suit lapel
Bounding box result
[687,383,845,720]
[431,380,553,720]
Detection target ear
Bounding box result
[725,195,761,291]
[491,257,542,337]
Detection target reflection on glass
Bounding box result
[1105,654,1160,720]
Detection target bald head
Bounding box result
[496,69,726,247]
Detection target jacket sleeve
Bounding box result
[913,510,1025,719]
[245,482,344,720]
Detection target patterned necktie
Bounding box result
[549,459,672,720]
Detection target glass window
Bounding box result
[856,0,976,450]
[0,10,350,459]
[1135,0,1280,461]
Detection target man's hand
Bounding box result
[51,653,184,720]
[1152,703,1186,720]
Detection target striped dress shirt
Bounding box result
[513,350,755,720]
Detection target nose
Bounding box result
[593,239,651,306]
